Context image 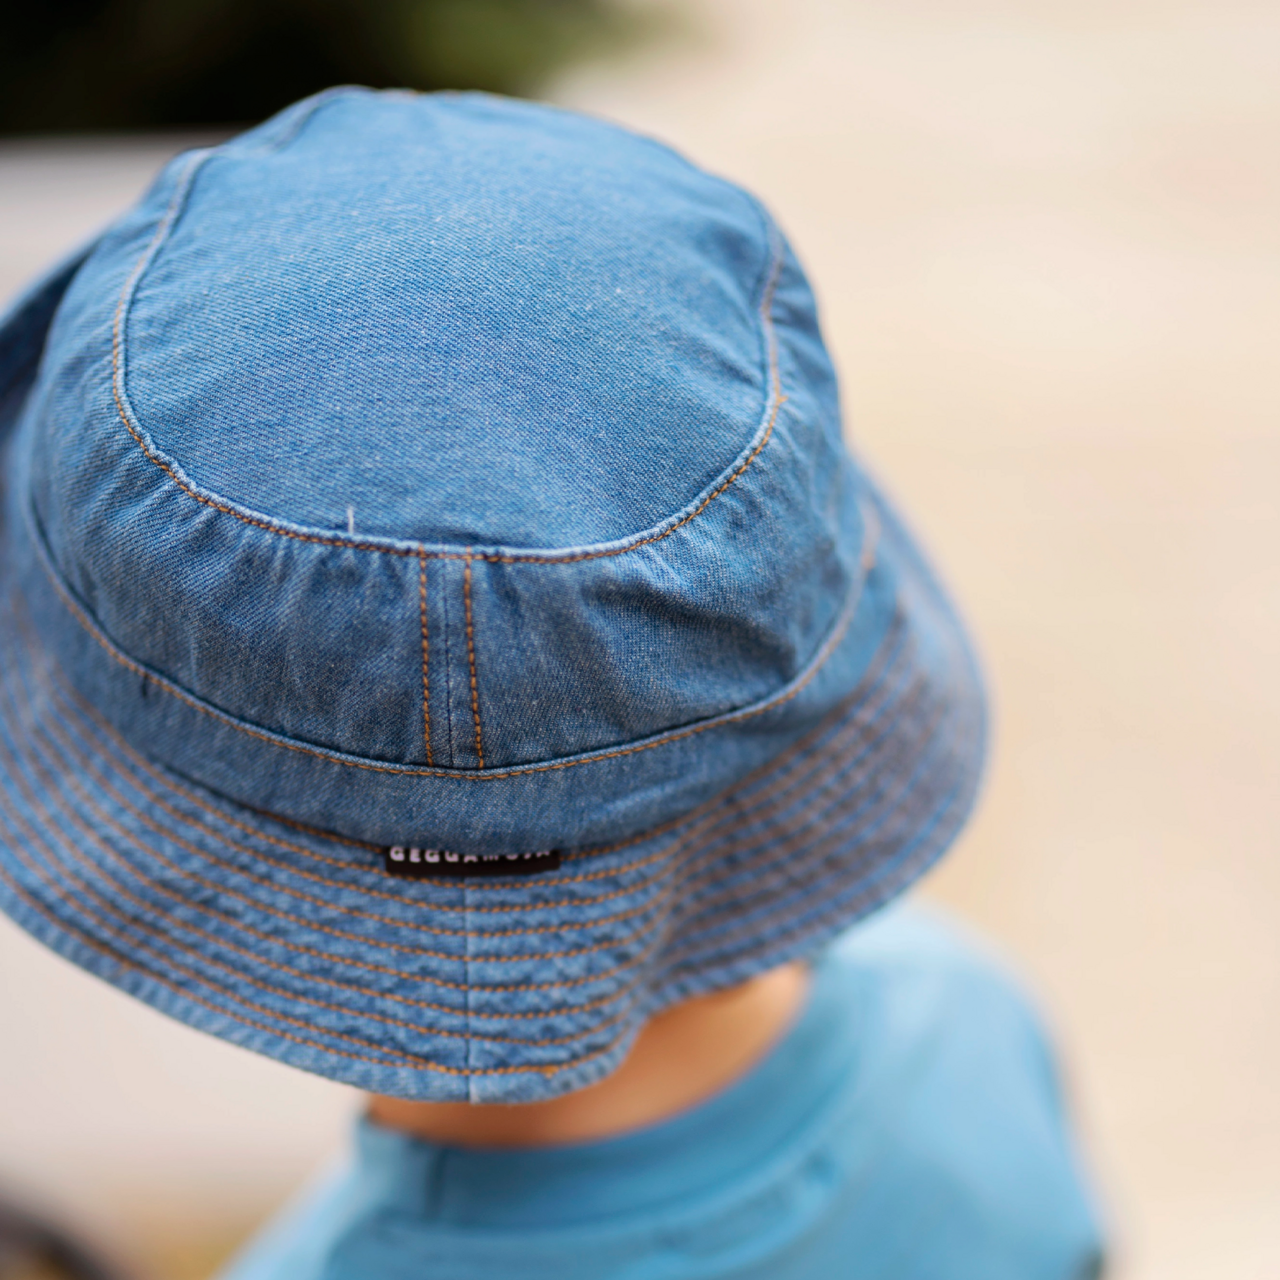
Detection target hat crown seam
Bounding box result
[108,150,786,567]
[20,485,879,783]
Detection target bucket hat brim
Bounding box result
[0,256,985,1104]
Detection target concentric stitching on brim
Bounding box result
[2,599,977,1090]
[0,481,977,1100]
[12,594,922,965]
[32,605,914,930]
[661,682,980,983]
[21,643,942,1046]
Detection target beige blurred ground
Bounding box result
[1,2,1277,1277]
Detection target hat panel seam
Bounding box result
[633,637,931,968]
[17,796,462,1053]
[41,701,671,943]
[0,748,646,1075]
[60,654,844,902]
[32,753,628,1017]
[53,655,899,920]
[61,664,961,1076]
[439,552,456,767]
[0,868,435,1076]
[417,552,433,766]
[53,671,690,906]
[0,573,967,1080]
[42,713,667,961]
[465,884,477,1092]
[662,682,953,965]
[100,626,912,932]
[462,554,485,768]
[19,778,636,1050]
[18,720,642,1015]
[2,636,680,998]
[662,750,981,988]
[42,651,913,958]
[23,492,878,781]
[109,162,786,567]
[19,594,931,974]
[0,803,428,1070]
[142,619,901,887]
[10,641,675,966]
[660,661,983,978]
[10,586,916,972]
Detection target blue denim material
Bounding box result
[219,909,1104,1280]
[0,89,987,1101]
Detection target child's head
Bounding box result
[0,89,984,1103]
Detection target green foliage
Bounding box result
[0,0,650,133]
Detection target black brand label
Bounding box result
[382,846,561,879]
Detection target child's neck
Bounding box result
[367,961,810,1149]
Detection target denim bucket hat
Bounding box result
[0,89,985,1102]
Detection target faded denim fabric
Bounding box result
[218,909,1105,1280]
[0,89,986,1102]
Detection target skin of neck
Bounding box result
[368,960,811,1149]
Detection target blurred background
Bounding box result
[1,1,1276,1277]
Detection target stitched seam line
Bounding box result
[663,742,977,981]
[54,667,806,918]
[418,552,433,766]
[663,638,980,974]
[424,552,440,762]
[32,555,889,911]
[47,653,910,953]
[0,805,428,1068]
[45,711,666,960]
[109,209,784,567]
[30,630,922,982]
[8,654,674,962]
[33,792,635,1050]
[441,556,455,767]
[462,555,484,768]
[9,597,687,988]
[55,717,664,942]
[32,503,877,781]
[0,824,640,1075]
[465,883,475,1097]
[2,655,942,1064]
[663,688,951,963]
[59,669,702,894]
[9,817,633,1074]
[55,674,684,907]
[2,837,637,1078]
[1,695,670,1001]
[0,859,438,1074]
[2,599,942,1059]
[58,759,645,1018]
[10,609,916,988]
[40,567,892,911]
[53,777,634,1018]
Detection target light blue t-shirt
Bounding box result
[219,906,1104,1280]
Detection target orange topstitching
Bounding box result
[46,627,892,922]
[108,159,786,570]
[462,555,484,768]
[38,504,871,782]
[417,553,433,766]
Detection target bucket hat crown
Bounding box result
[0,89,984,1100]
